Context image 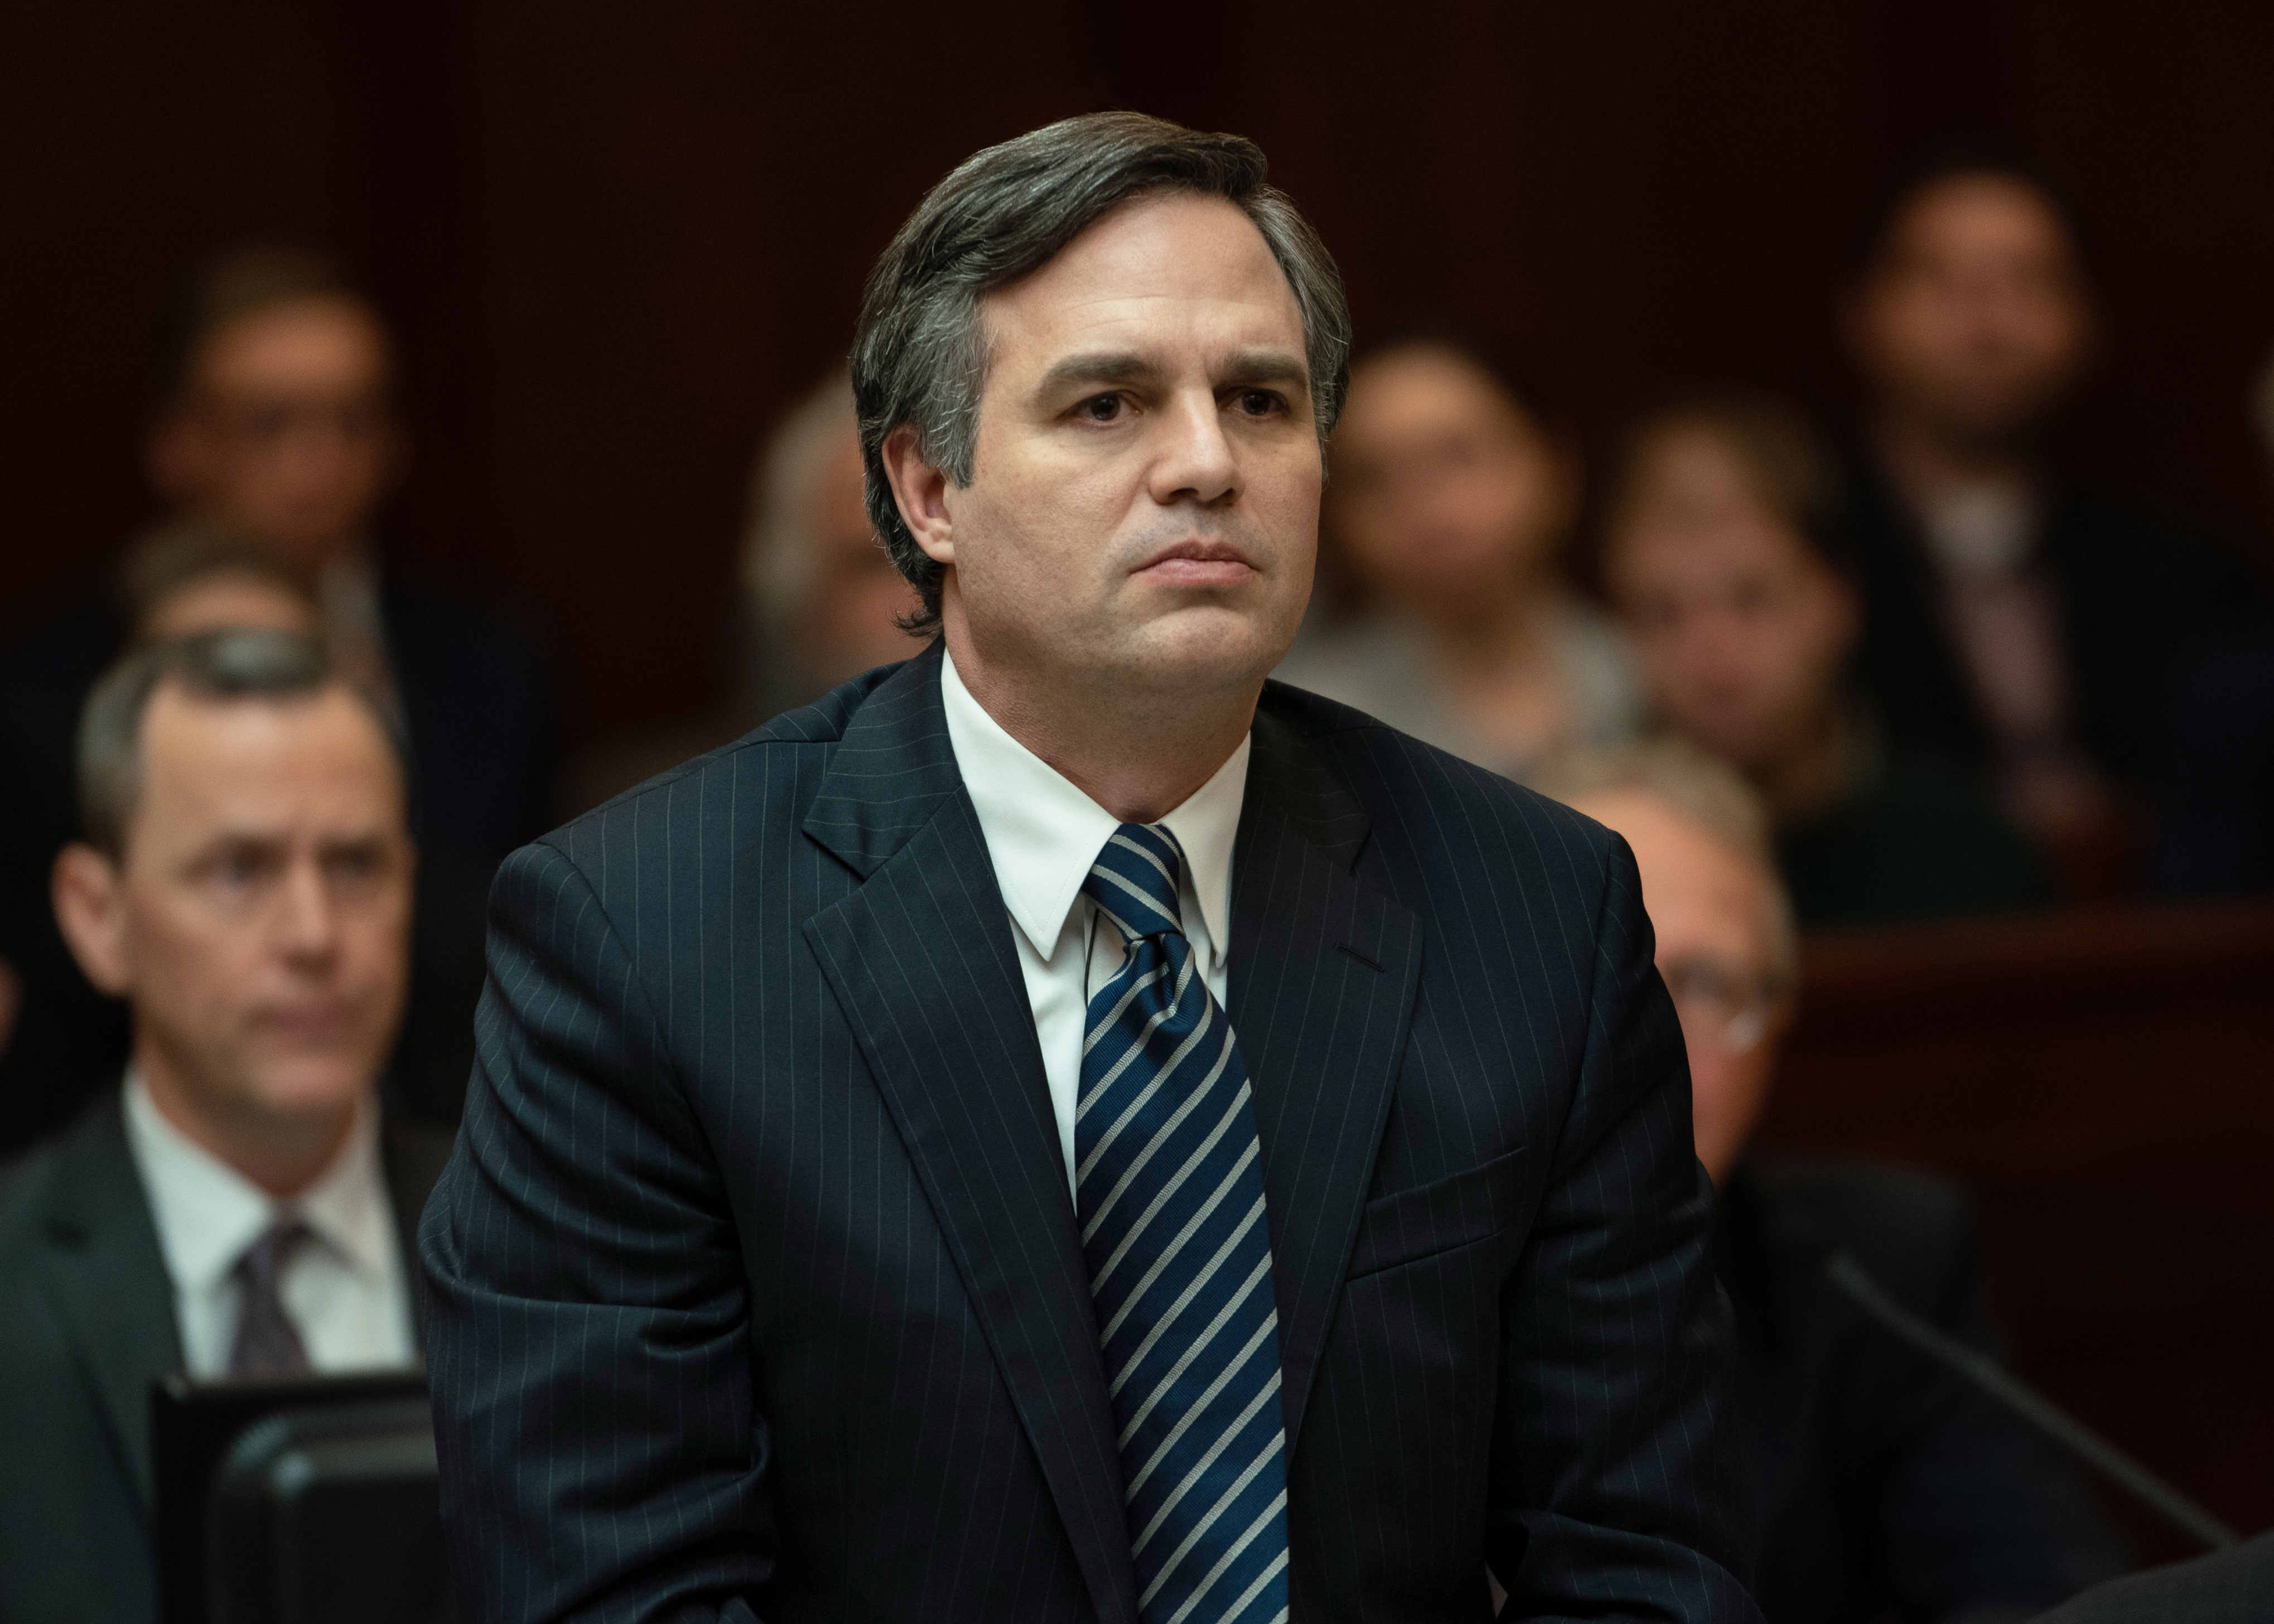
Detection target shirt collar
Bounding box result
[939,647,1248,969]
[124,1071,395,1295]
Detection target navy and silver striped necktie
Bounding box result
[1077,823,1290,1624]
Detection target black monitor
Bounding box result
[151,1370,451,1624]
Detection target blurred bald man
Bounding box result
[1549,741,2128,1624]
[1840,159,2262,886]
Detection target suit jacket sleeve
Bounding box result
[1486,830,1759,1619]
[419,838,773,1623]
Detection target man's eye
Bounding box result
[212,849,273,887]
[1080,394,1124,422]
[327,848,384,882]
[1236,389,1285,417]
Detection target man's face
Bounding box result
[1572,789,1787,1185]
[151,298,398,575]
[1327,346,1568,613]
[1610,427,1855,773]
[1851,175,2091,448]
[918,191,1320,703]
[82,685,412,1130]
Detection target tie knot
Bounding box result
[1083,824,1185,944]
[234,1217,313,1292]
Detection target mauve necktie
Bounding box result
[1077,823,1290,1624]
[229,1218,314,1378]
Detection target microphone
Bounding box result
[1818,1248,2241,1554]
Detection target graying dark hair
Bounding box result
[77,628,405,858]
[851,112,1352,633]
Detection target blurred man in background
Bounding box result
[1274,335,1641,781]
[1840,159,2262,891]
[1603,394,2050,927]
[0,245,557,1151]
[742,370,924,713]
[568,375,923,809]
[1546,740,2127,1623]
[0,630,450,1624]
[568,371,922,809]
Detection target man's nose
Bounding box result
[1148,390,1243,508]
[270,859,341,963]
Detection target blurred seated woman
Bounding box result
[1274,338,1640,781]
[1601,394,2053,927]
[1543,741,2126,1624]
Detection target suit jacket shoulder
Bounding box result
[0,1089,177,1624]
[1256,676,1626,902]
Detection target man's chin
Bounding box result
[1122,606,1296,692]
[238,1054,378,1124]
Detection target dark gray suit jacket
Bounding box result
[421,643,1758,1622]
[2032,1535,2274,1624]
[0,1086,452,1623]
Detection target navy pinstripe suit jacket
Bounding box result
[420,641,1759,1623]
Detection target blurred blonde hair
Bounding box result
[1535,737,1798,987]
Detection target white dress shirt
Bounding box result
[939,649,1249,1198]
[123,1072,418,1376]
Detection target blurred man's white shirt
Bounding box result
[124,1070,416,1376]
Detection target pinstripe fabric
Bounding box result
[1078,825,1288,1624]
[420,639,1761,1623]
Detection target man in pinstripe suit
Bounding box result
[422,113,1760,1623]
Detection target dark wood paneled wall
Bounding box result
[6,2,2272,742]
[1766,902,2274,1559]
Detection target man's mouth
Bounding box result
[1133,539,1259,587]
[252,1002,361,1046]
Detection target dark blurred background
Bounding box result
[4,0,2271,1589]
[7,0,2271,740]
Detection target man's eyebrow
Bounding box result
[1216,348,1311,389]
[1033,347,1312,398]
[1036,351,1161,395]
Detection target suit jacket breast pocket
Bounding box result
[1345,1146,1527,1280]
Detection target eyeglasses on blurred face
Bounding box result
[1660,954,1789,1055]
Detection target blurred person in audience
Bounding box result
[1604,394,2053,927]
[0,630,451,1624]
[743,369,925,713]
[1839,157,2262,885]
[0,520,322,1150]
[568,371,923,808]
[0,243,557,1151]
[1274,335,1641,781]
[1543,740,2127,1624]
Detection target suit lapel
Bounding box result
[1229,699,1423,1456]
[32,1093,184,1517]
[801,644,1138,1624]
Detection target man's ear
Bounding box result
[52,843,132,998]
[879,424,955,567]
